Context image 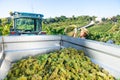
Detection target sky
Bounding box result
[0,0,120,18]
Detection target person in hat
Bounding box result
[80,27,88,39]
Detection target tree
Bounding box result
[0,19,1,23]
[72,15,76,20]
[59,16,67,22]
[111,16,117,22]
[54,17,59,22]
[102,17,106,22]
[9,11,13,16]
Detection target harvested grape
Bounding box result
[5,48,115,80]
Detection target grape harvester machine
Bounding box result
[10,11,44,35]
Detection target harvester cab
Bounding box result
[10,11,45,35]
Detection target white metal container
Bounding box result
[0,35,120,80]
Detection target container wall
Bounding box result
[3,35,61,62]
[61,36,120,78]
[0,37,4,66]
[0,35,61,80]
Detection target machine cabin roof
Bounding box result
[13,11,44,19]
